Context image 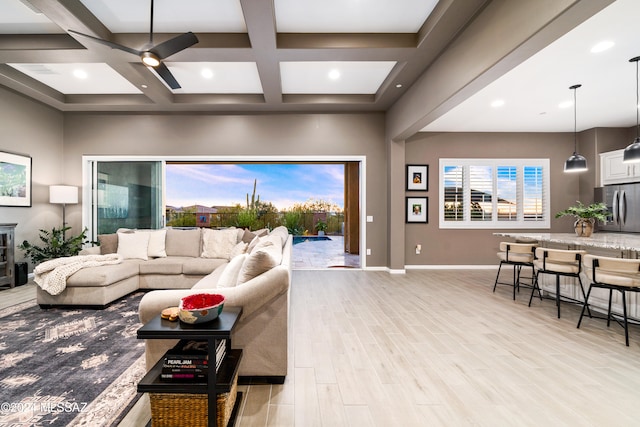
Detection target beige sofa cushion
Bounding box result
[66,259,140,287]
[241,230,256,244]
[165,228,201,257]
[98,233,118,254]
[139,257,186,275]
[237,241,281,284]
[202,228,238,259]
[182,258,228,275]
[117,231,150,260]
[137,229,167,258]
[270,226,289,247]
[217,254,248,288]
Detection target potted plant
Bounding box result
[555,201,608,237]
[19,226,88,265]
[315,220,328,237]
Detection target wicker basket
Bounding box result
[149,374,238,427]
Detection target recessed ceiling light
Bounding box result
[558,100,573,109]
[73,69,87,79]
[328,69,340,80]
[490,99,505,108]
[591,40,615,53]
[395,83,403,88]
[141,84,148,89]
[201,68,214,79]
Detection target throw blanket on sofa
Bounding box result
[35,254,123,296]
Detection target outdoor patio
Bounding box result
[291,235,360,269]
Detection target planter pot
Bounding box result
[317,230,325,237]
[574,218,595,237]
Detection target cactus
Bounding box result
[246,179,260,212]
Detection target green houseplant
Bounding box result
[19,226,88,265]
[315,220,328,236]
[555,201,608,237]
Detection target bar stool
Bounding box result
[493,242,537,300]
[578,255,640,346]
[528,247,588,319]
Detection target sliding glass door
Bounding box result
[91,161,163,235]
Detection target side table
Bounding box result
[137,306,243,427]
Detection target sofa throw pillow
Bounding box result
[241,229,256,244]
[117,231,150,260]
[97,233,118,254]
[229,242,248,259]
[136,229,167,258]
[202,228,238,260]
[217,254,248,288]
[250,235,284,264]
[165,228,201,257]
[236,241,281,284]
[270,226,289,247]
[246,235,260,253]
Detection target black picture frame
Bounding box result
[406,164,428,191]
[406,197,428,223]
[0,151,32,207]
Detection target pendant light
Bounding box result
[623,56,640,163]
[564,84,587,173]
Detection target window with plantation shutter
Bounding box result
[439,159,550,229]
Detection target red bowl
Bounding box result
[178,293,225,324]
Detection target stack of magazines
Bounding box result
[160,339,225,382]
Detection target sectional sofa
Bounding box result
[36,226,269,307]
[36,225,292,380]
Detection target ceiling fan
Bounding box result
[68,0,198,89]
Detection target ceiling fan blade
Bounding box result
[153,62,181,89]
[151,32,198,60]
[68,30,141,57]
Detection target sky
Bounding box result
[165,163,345,210]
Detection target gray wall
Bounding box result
[404,131,584,265]
[1,83,636,270]
[0,87,64,265]
[62,112,389,267]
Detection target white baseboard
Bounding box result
[405,265,497,270]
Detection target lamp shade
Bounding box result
[623,137,640,163]
[49,185,78,204]
[564,153,588,172]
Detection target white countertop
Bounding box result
[493,232,640,252]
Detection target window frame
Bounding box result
[438,158,550,229]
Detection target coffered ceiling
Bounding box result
[0,0,461,113]
[0,0,637,134]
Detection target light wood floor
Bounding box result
[7,270,640,426]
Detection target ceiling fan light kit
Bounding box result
[564,83,588,173]
[67,0,198,89]
[623,56,640,163]
[141,52,160,68]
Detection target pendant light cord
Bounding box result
[574,86,578,153]
[569,84,581,154]
[636,57,639,138]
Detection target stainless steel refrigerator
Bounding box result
[595,184,640,232]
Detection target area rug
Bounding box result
[0,292,147,427]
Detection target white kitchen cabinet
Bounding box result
[600,149,640,185]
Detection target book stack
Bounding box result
[160,339,226,382]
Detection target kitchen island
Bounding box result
[493,232,640,256]
[493,231,640,320]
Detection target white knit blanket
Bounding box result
[34,254,123,296]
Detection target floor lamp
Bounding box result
[49,185,78,239]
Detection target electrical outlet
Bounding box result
[416,244,421,254]
[366,248,371,255]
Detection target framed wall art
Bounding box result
[406,164,428,191]
[0,151,32,207]
[406,197,428,223]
